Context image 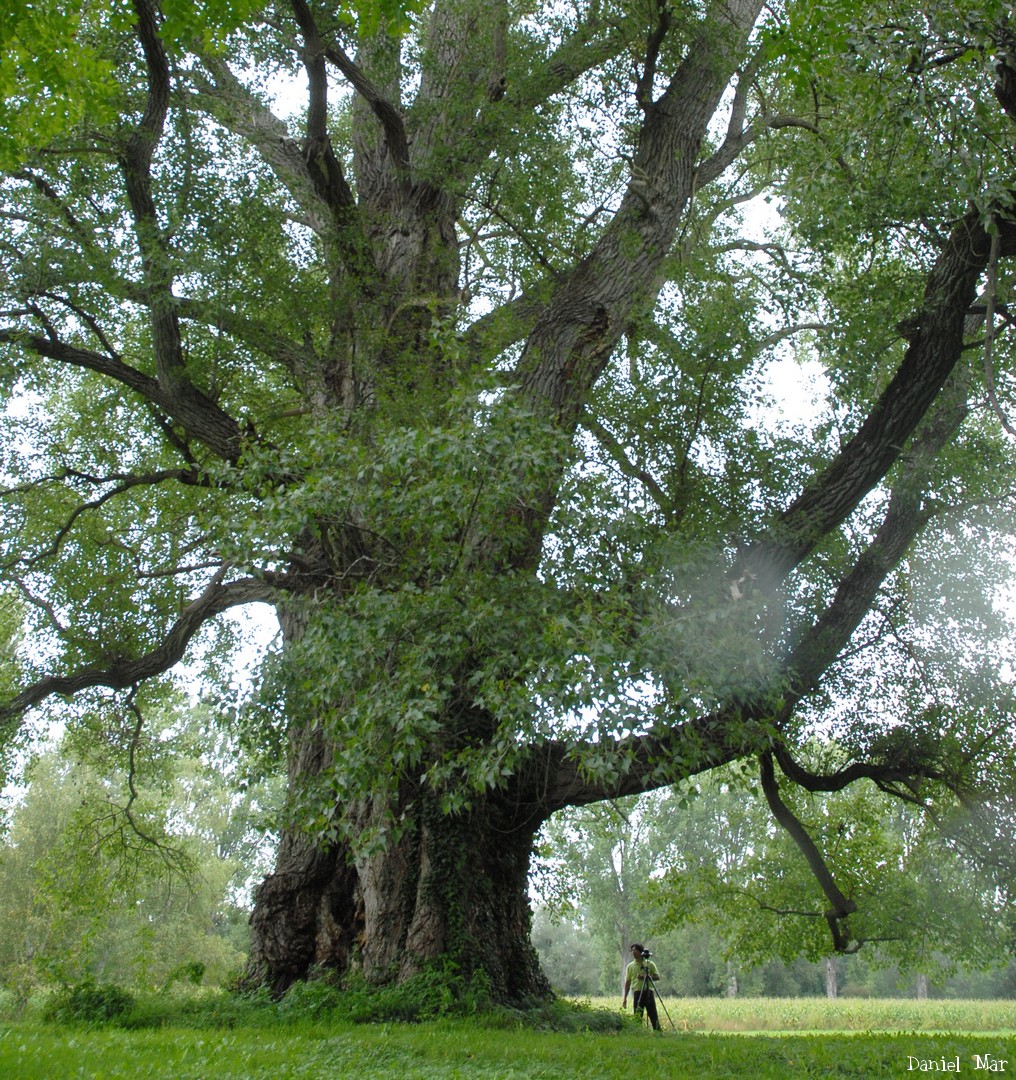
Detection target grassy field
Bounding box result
[1,997,1015,1078]
[1,1019,1014,1078]
[583,994,1016,1033]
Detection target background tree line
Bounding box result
[3,716,1012,1001]
[530,773,1016,1000]
[0,699,278,998]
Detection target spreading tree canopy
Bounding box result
[3,0,1016,1002]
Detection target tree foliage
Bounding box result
[648,760,1014,981]
[0,712,273,990]
[2,0,1016,998]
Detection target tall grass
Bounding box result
[581,994,1016,1033]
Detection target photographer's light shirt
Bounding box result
[625,959,660,991]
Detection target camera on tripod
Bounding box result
[640,949,652,959]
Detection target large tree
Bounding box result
[2,0,1016,1003]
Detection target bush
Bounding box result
[0,987,21,1021]
[160,961,206,991]
[43,980,136,1025]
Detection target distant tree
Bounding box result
[534,793,690,992]
[654,756,1012,989]
[0,715,273,989]
[529,909,601,997]
[3,0,1016,1003]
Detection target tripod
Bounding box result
[633,962,673,1030]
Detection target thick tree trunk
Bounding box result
[247,786,550,1004]
[245,602,551,1004]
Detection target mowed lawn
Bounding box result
[2,999,1015,1080]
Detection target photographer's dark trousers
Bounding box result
[633,989,660,1030]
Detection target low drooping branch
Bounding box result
[0,571,275,728]
[103,688,194,874]
[759,750,858,952]
[771,744,941,800]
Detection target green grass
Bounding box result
[1,1020,1014,1079]
[2,994,1016,1079]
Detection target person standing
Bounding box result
[622,943,662,1030]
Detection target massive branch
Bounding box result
[530,239,992,817]
[0,330,247,462]
[743,212,1016,591]
[290,0,357,222]
[0,571,275,729]
[515,0,763,420]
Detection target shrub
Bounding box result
[161,961,206,991]
[43,980,136,1025]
